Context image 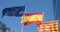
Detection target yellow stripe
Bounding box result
[21,15,43,23]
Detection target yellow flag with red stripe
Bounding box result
[44,20,59,32]
[37,20,59,32]
[21,12,43,25]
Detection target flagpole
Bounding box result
[20,6,25,32]
[20,25,24,32]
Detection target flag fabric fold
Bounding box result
[2,6,25,17]
[21,12,43,25]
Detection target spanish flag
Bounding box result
[21,12,43,25]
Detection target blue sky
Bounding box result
[0,0,55,32]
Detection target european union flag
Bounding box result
[2,6,25,17]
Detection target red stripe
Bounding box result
[44,22,50,24]
[24,12,43,16]
[22,21,42,25]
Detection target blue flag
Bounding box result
[2,6,25,17]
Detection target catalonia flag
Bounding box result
[37,20,59,32]
[21,12,43,25]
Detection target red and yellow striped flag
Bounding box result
[37,20,59,32]
[37,24,44,32]
[21,12,43,25]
